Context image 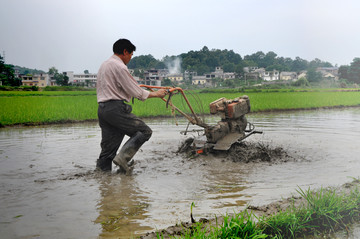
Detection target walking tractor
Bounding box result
[140,85,262,154]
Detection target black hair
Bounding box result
[113,39,136,55]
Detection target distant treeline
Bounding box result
[13,65,45,75]
[128,46,334,75]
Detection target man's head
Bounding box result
[113,39,136,65]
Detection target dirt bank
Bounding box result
[140,179,360,239]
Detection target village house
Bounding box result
[244,67,282,81]
[192,75,206,85]
[316,67,338,76]
[243,67,264,81]
[322,72,337,81]
[184,70,197,81]
[204,66,236,86]
[280,72,297,81]
[297,71,307,79]
[21,74,49,87]
[137,69,162,86]
[316,67,339,81]
[262,70,279,81]
[64,71,97,87]
[167,74,183,83]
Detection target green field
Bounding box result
[1,89,360,126]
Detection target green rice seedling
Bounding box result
[261,186,360,238]
[2,89,360,125]
[194,91,360,112]
[0,95,98,125]
[0,90,96,97]
[214,210,267,239]
[259,205,311,238]
[177,222,210,239]
[297,187,360,232]
[156,231,165,239]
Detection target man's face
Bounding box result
[123,50,133,65]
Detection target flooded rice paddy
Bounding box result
[1,108,360,238]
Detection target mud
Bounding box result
[1,108,360,239]
[178,139,296,164]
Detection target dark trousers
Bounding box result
[96,100,152,171]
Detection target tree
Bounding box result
[234,63,245,76]
[292,77,310,87]
[133,69,144,78]
[0,54,21,86]
[338,65,350,80]
[127,54,160,69]
[309,58,333,68]
[201,46,209,52]
[263,51,277,67]
[223,62,235,72]
[162,78,172,86]
[291,57,308,72]
[306,68,322,82]
[48,66,58,75]
[244,51,266,67]
[223,79,235,88]
[84,70,89,74]
[348,58,360,84]
[48,67,69,86]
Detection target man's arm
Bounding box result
[147,89,167,99]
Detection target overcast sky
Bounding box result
[1,0,360,73]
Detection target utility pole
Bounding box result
[2,51,5,62]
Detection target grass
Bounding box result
[259,186,360,238]
[1,89,360,126]
[162,181,360,238]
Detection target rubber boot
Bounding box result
[113,131,147,175]
[95,158,112,172]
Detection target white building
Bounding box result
[262,70,279,81]
[65,71,97,87]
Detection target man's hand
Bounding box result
[148,89,167,98]
[156,89,168,98]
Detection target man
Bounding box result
[96,38,167,175]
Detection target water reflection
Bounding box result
[95,174,152,238]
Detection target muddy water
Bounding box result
[1,108,360,239]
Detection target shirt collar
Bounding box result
[111,54,125,65]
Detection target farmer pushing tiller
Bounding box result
[96,38,260,175]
